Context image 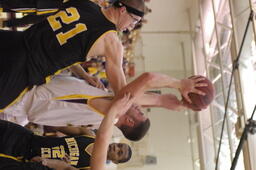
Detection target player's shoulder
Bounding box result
[103,31,121,45]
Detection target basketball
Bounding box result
[182,75,215,111]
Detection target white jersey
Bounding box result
[4,75,112,126]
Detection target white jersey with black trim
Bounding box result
[4,75,113,126]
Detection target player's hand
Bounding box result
[109,93,135,117]
[179,76,207,103]
[87,76,105,90]
[30,156,43,162]
[61,153,71,164]
[42,158,77,170]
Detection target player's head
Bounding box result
[107,143,132,164]
[112,0,145,31]
[116,105,150,141]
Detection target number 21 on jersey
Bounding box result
[47,7,87,45]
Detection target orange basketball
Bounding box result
[182,75,215,111]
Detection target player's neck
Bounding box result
[90,97,113,116]
[85,143,94,155]
[101,7,117,25]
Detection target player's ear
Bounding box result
[119,6,127,14]
[124,117,135,127]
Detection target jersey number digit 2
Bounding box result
[47,7,87,45]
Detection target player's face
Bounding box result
[127,105,147,123]
[117,8,141,31]
[108,143,130,163]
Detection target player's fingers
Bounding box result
[183,93,192,103]
[195,83,208,87]
[194,77,205,82]
[42,159,49,166]
[193,89,206,95]
[190,75,201,80]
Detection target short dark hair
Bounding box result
[120,0,145,12]
[120,118,150,141]
[118,144,132,163]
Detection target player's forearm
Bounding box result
[91,94,133,170]
[136,93,162,107]
[41,159,78,170]
[53,126,95,136]
[105,63,127,94]
[141,72,181,90]
[90,111,115,170]
[69,64,91,80]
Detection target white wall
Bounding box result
[117,0,200,169]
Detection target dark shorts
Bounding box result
[0,30,29,111]
[0,120,33,159]
[0,157,53,170]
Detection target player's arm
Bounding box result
[137,93,185,111]
[104,32,127,94]
[41,159,78,170]
[69,64,105,89]
[52,126,96,136]
[90,94,134,170]
[115,72,207,105]
[30,156,78,170]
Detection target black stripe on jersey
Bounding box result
[61,99,88,104]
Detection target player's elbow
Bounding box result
[141,72,154,79]
[140,72,156,86]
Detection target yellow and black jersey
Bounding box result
[31,135,95,169]
[24,0,116,86]
[0,120,95,169]
[0,0,116,112]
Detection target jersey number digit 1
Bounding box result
[47,7,87,45]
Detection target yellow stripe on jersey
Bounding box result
[0,87,29,113]
[82,134,95,139]
[84,143,94,156]
[14,9,36,13]
[54,94,96,100]
[45,62,83,83]
[0,153,21,161]
[36,9,58,15]
[79,167,90,170]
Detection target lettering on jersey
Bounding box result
[47,7,87,45]
[65,137,80,165]
[41,145,65,159]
